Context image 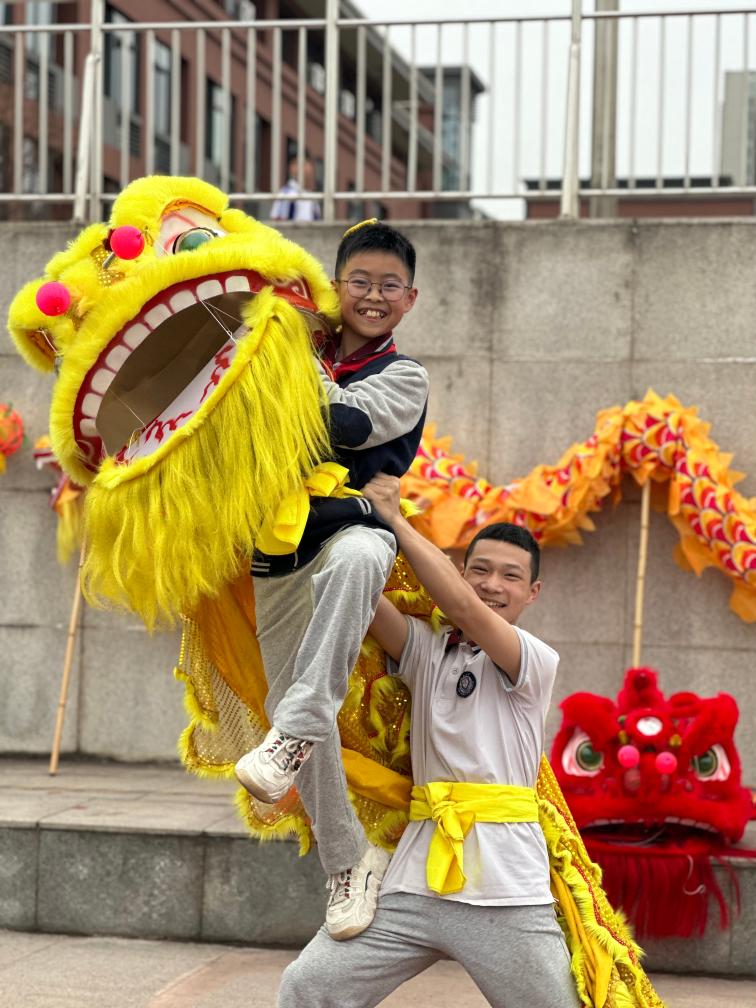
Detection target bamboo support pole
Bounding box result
[631,480,652,667]
[49,540,85,775]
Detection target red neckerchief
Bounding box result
[318,333,396,381]
[445,628,479,652]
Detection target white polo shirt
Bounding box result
[380,616,559,906]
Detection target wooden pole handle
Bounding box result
[631,480,651,668]
[49,540,86,776]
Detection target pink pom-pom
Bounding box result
[617,744,640,769]
[35,281,71,316]
[109,225,145,260]
[655,751,678,775]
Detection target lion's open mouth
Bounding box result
[583,819,720,842]
[73,270,263,467]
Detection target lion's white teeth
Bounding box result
[122,323,150,351]
[80,418,98,437]
[90,368,115,395]
[106,345,129,370]
[169,291,195,313]
[81,392,102,418]
[225,274,251,293]
[197,279,224,300]
[145,304,170,328]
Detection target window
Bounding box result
[0,122,9,191]
[223,0,255,18]
[22,135,39,193]
[206,79,236,178]
[25,1,53,56]
[23,2,54,102]
[104,6,139,116]
[153,42,187,172]
[154,40,171,137]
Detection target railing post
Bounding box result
[323,0,339,223]
[73,54,97,222]
[89,0,105,221]
[560,0,582,219]
[590,0,619,217]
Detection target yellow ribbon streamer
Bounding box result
[410,781,539,895]
[549,870,615,1008]
[255,461,360,555]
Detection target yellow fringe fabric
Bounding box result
[55,492,85,566]
[81,291,329,629]
[537,757,664,1008]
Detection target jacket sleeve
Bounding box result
[316,358,429,450]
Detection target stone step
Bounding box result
[1,758,754,976]
[0,757,326,946]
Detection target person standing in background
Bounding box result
[271,157,321,222]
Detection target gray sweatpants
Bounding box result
[253,525,396,875]
[277,893,581,1008]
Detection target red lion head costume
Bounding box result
[551,667,756,937]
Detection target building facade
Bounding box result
[0,0,481,220]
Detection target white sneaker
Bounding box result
[234,726,314,803]
[325,843,391,941]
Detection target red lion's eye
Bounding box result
[562,731,604,776]
[691,744,731,781]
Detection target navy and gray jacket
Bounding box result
[252,338,429,577]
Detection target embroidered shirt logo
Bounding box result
[456,670,477,698]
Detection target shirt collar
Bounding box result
[320,332,396,379]
[445,627,480,654]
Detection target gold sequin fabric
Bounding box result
[90,244,126,287]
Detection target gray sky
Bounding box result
[353,2,756,217]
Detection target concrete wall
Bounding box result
[1,219,755,780]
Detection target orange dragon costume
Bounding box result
[8,176,663,1008]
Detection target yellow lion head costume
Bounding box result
[8,176,338,628]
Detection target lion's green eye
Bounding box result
[692,749,718,778]
[576,740,604,772]
[174,228,216,252]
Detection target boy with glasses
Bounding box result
[235,220,429,940]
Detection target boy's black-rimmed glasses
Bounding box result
[338,277,411,301]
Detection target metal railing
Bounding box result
[1,3,755,221]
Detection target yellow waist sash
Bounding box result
[409,781,539,896]
[255,462,360,555]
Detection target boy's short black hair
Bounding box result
[335,221,416,284]
[463,522,541,582]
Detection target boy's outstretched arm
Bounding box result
[362,474,523,681]
[369,596,409,664]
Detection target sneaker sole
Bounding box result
[325,919,373,942]
[234,764,286,804]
